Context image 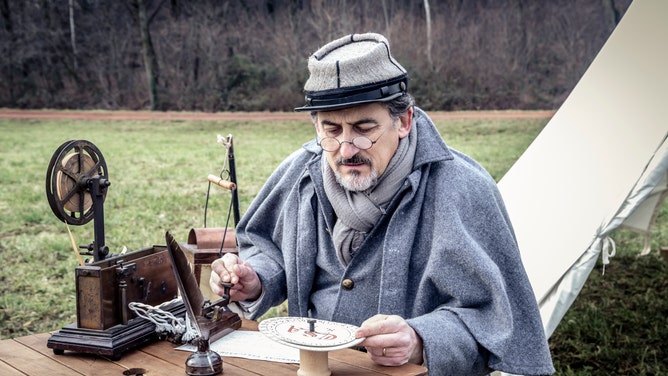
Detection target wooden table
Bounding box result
[0,320,428,375]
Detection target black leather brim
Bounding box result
[294,91,404,112]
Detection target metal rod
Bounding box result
[90,175,110,261]
[226,136,241,227]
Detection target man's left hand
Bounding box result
[355,314,424,366]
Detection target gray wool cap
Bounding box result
[295,33,408,112]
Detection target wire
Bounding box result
[218,196,234,258]
[65,221,85,266]
[204,134,236,257]
[203,141,231,228]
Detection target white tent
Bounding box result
[497,0,668,339]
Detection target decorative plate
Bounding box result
[258,317,365,352]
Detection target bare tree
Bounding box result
[423,0,433,70]
[0,0,14,102]
[128,0,165,110]
[602,0,621,32]
[69,0,77,68]
[381,0,391,37]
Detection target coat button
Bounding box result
[341,278,354,290]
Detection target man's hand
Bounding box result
[355,314,424,366]
[209,253,262,302]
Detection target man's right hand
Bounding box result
[210,253,262,302]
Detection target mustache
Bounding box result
[336,155,371,166]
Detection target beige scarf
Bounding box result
[323,123,417,265]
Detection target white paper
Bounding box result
[176,330,300,364]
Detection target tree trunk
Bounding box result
[1,0,14,102]
[423,0,433,70]
[1,0,11,34]
[381,0,390,37]
[601,0,621,33]
[69,0,78,68]
[135,0,160,110]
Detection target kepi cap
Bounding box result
[295,33,408,112]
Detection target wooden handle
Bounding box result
[208,174,236,190]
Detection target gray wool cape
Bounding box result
[235,108,555,375]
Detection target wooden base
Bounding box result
[202,309,242,343]
[47,300,185,360]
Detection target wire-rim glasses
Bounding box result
[317,127,390,152]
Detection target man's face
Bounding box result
[315,102,412,191]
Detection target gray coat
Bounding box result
[236,108,554,375]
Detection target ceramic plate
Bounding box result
[258,317,365,352]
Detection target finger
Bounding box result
[208,270,226,296]
[355,314,388,338]
[366,347,385,358]
[224,263,247,285]
[365,346,407,367]
[356,315,400,338]
[357,332,394,349]
[361,314,390,326]
[233,260,258,279]
[216,253,241,268]
[212,254,242,283]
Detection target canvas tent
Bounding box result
[497,0,668,339]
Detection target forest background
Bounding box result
[0,0,632,112]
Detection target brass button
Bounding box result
[341,278,354,290]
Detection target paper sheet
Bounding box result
[176,330,300,363]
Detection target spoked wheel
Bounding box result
[45,140,108,226]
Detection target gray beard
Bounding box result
[334,168,379,192]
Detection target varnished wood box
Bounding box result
[75,245,179,330]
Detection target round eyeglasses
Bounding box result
[317,127,390,152]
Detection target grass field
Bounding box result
[1,113,666,374]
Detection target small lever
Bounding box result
[220,282,233,302]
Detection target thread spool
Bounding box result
[297,349,330,376]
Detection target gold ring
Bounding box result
[382,347,387,356]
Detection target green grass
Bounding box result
[550,253,668,375]
[0,118,314,337]
[1,114,667,374]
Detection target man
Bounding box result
[210,33,554,375]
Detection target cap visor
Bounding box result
[294,91,403,112]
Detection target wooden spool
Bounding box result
[298,349,331,376]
